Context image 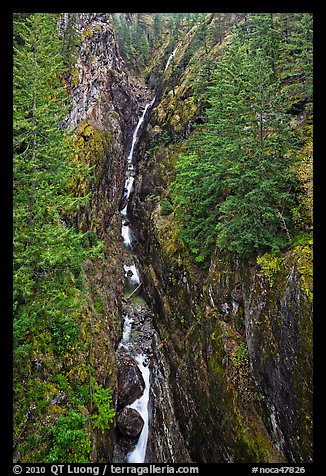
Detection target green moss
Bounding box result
[293,243,313,302]
[82,27,95,39]
[74,123,112,166]
[257,253,284,287]
[71,68,79,86]
[156,213,182,259]
[155,90,199,136]
[207,327,279,462]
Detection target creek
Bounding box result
[112,47,188,464]
[116,95,155,463]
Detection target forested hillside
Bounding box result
[13,13,113,463]
[13,12,313,466]
[171,14,312,261]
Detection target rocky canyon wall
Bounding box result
[62,12,313,463]
[127,18,313,461]
[63,13,151,460]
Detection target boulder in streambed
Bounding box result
[117,407,144,438]
[117,357,145,409]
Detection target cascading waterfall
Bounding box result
[116,48,180,463]
[126,354,150,463]
[164,47,177,72]
[117,95,155,463]
[127,99,155,165]
[120,97,155,246]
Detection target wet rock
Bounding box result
[221,302,230,315]
[50,392,66,405]
[117,407,144,438]
[117,357,145,409]
[112,437,137,463]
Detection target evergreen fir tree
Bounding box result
[61,13,80,70]
[13,13,91,371]
[173,34,299,259]
[153,13,163,45]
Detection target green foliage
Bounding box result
[50,315,80,353]
[160,198,173,216]
[179,315,185,326]
[13,12,91,358]
[292,231,312,247]
[257,253,284,287]
[159,131,172,146]
[229,342,256,404]
[257,241,312,301]
[153,13,163,44]
[51,373,70,392]
[44,411,92,463]
[91,385,116,432]
[61,13,81,70]
[172,152,221,258]
[172,17,309,259]
[112,14,150,69]
[293,244,313,302]
[237,13,313,109]
[146,193,160,201]
[232,342,249,367]
[13,13,105,461]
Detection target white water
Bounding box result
[124,176,135,200]
[124,264,140,284]
[164,47,177,72]
[121,222,132,247]
[120,176,135,217]
[127,96,156,165]
[117,49,183,463]
[118,315,134,351]
[120,205,128,217]
[120,97,155,243]
[117,309,151,461]
[118,86,175,462]
[118,97,157,462]
[126,354,150,463]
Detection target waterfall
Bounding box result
[117,50,179,463]
[124,264,140,284]
[120,96,155,223]
[164,47,177,72]
[117,95,156,463]
[127,97,156,165]
[127,354,150,463]
[118,315,134,351]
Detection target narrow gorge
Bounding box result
[13,12,313,466]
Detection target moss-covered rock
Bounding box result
[127,13,313,460]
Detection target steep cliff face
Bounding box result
[129,160,312,463]
[127,14,313,462]
[64,13,193,462]
[13,12,312,465]
[241,251,313,462]
[129,199,284,462]
[62,13,151,461]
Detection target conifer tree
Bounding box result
[13,13,107,462]
[13,13,91,366]
[173,34,299,259]
[153,13,163,45]
[61,13,80,69]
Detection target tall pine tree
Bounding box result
[172,34,299,259]
[13,14,95,452]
